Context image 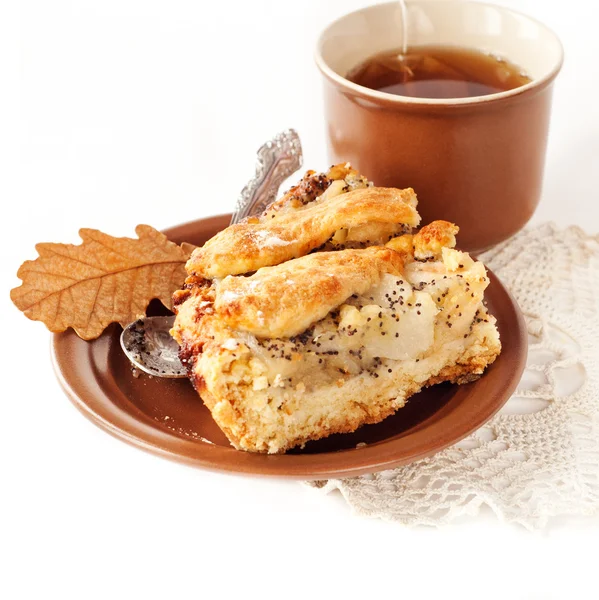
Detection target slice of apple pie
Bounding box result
[171,166,501,454]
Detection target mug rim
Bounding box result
[315,0,564,107]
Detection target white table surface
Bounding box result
[3,1,599,598]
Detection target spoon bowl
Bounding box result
[120,316,185,378]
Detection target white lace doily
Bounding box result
[309,224,599,529]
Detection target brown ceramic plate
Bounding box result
[51,214,527,479]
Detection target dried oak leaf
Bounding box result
[180,241,198,255]
[11,225,193,340]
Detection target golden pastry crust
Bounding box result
[215,246,404,339]
[186,186,420,279]
[386,220,459,260]
[413,220,459,259]
[171,167,501,454]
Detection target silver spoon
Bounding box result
[231,128,303,224]
[120,129,303,378]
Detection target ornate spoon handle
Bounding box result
[231,129,303,224]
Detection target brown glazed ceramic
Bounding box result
[51,215,528,479]
[316,1,563,252]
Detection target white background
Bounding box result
[2,1,599,598]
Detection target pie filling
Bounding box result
[216,250,494,394]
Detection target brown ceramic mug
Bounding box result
[316,0,563,252]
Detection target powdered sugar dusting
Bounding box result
[253,230,290,248]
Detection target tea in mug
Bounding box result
[346,46,531,99]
